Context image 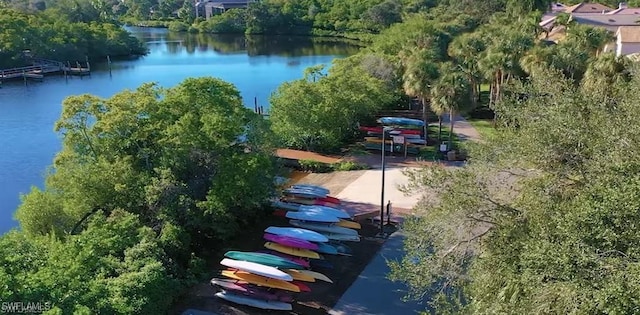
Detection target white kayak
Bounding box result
[215,291,292,311]
[219,258,293,281]
[289,220,359,236]
[286,211,340,223]
[265,226,329,242]
[299,205,351,219]
[290,184,330,195]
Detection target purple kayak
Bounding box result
[259,250,311,268]
[263,233,319,250]
[211,278,294,303]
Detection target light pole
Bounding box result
[380,127,393,237]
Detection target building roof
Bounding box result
[616,25,640,42]
[607,8,640,15]
[565,2,613,13]
[550,2,567,13]
[571,13,640,27]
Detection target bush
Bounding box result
[297,159,369,173]
[168,21,189,32]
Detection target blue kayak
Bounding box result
[316,242,339,255]
[377,117,425,127]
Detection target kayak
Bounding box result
[264,242,321,259]
[219,258,293,281]
[215,291,292,311]
[220,270,300,292]
[265,226,329,243]
[289,220,359,236]
[263,233,319,250]
[211,278,293,302]
[377,117,425,127]
[359,126,422,134]
[224,251,304,269]
[290,184,330,195]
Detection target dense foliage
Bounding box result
[381,2,640,314]
[0,6,145,68]
[6,77,277,313]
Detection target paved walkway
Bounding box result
[440,114,482,143]
[328,231,427,315]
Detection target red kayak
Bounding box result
[359,126,422,135]
[292,281,311,292]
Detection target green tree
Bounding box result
[270,62,395,152]
[389,68,640,313]
[430,62,472,148]
[401,47,440,139]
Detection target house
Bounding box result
[570,13,640,32]
[615,25,640,56]
[195,0,256,19]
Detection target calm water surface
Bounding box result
[0,28,359,233]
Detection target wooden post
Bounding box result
[404,140,408,158]
[254,97,258,113]
[107,55,112,74]
[22,70,26,86]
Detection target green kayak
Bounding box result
[224,251,305,270]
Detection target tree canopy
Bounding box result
[9,77,277,313]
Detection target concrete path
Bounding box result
[440,114,483,143]
[329,231,427,315]
[334,168,420,210]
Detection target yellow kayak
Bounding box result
[221,270,300,292]
[265,242,321,259]
[337,219,361,230]
[284,269,316,282]
[296,269,333,283]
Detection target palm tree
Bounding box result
[430,62,473,150]
[449,32,486,108]
[401,47,440,140]
[581,53,632,105]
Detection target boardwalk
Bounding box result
[0,58,90,82]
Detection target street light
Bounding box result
[380,126,394,237]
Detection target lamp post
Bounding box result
[380,127,393,237]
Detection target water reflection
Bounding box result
[130,27,361,58]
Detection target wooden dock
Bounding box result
[0,58,90,83]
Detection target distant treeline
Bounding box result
[0,2,146,68]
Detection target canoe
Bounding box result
[224,251,304,269]
[286,211,340,223]
[271,200,300,211]
[290,184,330,195]
[336,219,361,230]
[263,233,319,250]
[299,205,351,219]
[289,220,359,236]
[220,270,300,292]
[219,258,293,281]
[265,242,321,259]
[215,291,292,311]
[265,226,329,242]
[258,250,311,268]
[210,279,293,302]
[377,117,425,127]
[321,233,361,242]
[292,281,311,292]
[315,242,338,255]
[284,269,316,282]
[359,126,422,135]
[296,270,333,283]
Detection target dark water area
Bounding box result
[0,27,360,233]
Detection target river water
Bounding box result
[0,27,359,233]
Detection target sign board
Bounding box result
[392,136,405,144]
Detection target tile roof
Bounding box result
[616,25,640,42]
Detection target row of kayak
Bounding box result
[213,184,361,311]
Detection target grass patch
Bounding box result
[480,84,490,92]
[466,119,499,139]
